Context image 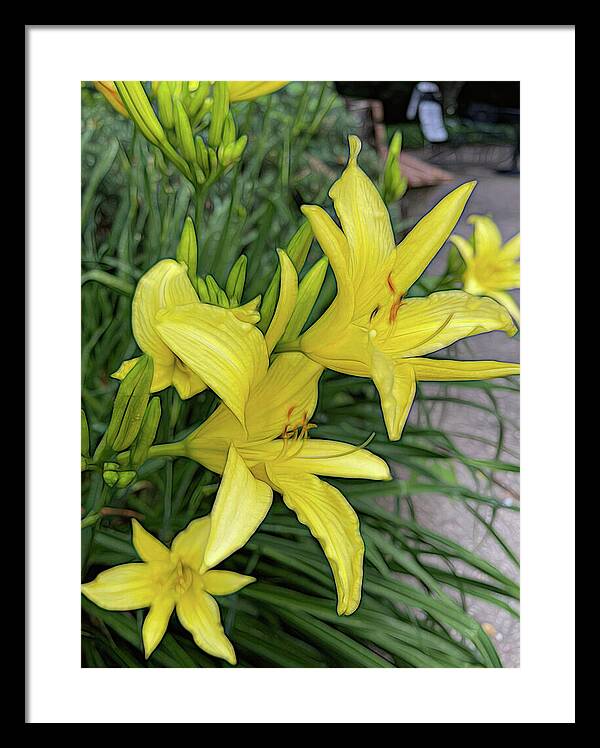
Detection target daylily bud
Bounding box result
[174,99,197,165]
[81,409,90,458]
[231,134,248,162]
[217,288,230,308]
[281,256,329,342]
[130,397,162,469]
[116,471,137,489]
[217,142,232,168]
[188,81,211,117]
[196,276,211,303]
[208,81,230,148]
[225,255,247,305]
[208,146,219,176]
[102,462,120,488]
[205,275,221,304]
[259,221,313,332]
[106,355,154,452]
[222,112,237,146]
[115,81,165,148]
[176,217,198,287]
[285,219,314,270]
[195,136,210,174]
[156,81,175,129]
[193,163,207,186]
[168,81,184,99]
[192,97,213,128]
[382,130,408,204]
[116,451,130,467]
[115,81,192,181]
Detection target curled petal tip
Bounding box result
[347,134,362,162]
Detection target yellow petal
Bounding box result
[380,290,517,358]
[270,438,391,481]
[112,356,174,392]
[407,357,520,381]
[132,260,197,368]
[143,593,175,659]
[329,135,395,310]
[264,250,299,354]
[488,290,520,325]
[171,517,211,572]
[227,81,287,102]
[131,519,170,563]
[502,234,520,261]
[182,431,232,475]
[485,263,521,290]
[176,576,237,664]
[204,445,273,570]
[449,233,474,264]
[155,301,268,429]
[245,352,323,441]
[370,350,416,441]
[300,205,353,306]
[301,318,370,376]
[267,467,364,616]
[203,570,256,596]
[393,181,476,293]
[81,563,158,611]
[171,362,207,400]
[298,204,357,359]
[469,215,503,258]
[232,295,262,324]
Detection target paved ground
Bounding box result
[399,145,520,667]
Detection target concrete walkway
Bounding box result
[400,146,520,667]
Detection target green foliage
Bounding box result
[81,82,519,668]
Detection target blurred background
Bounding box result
[82,81,520,667]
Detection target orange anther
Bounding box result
[386,273,396,294]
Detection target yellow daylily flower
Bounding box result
[159,351,391,616]
[93,81,128,117]
[227,81,288,102]
[450,215,520,324]
[290,135,520,441]
[113,259,268,428]
[82,517,254,663]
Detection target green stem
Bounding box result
[194,182,211,275]
[211,162,242,282]
[81,512,101,529]
[148,442,187,460]
[92,483,113,514]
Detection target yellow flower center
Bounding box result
[166,559,196,597]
